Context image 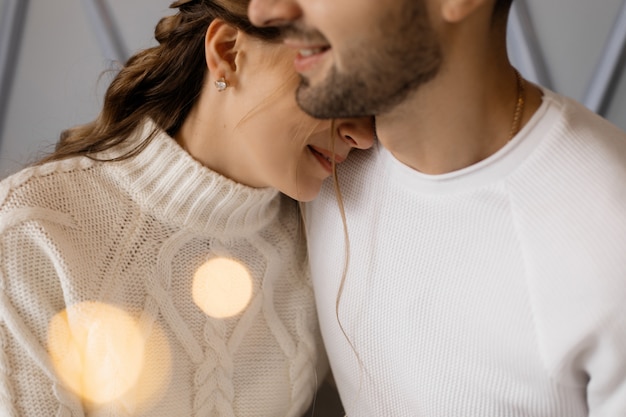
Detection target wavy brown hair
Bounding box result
[39,0,280,164]
[494,0,514,19]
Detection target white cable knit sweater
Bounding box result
[306,89,626,417]
[0,121,326,416]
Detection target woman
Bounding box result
[0,0,373,415]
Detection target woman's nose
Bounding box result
[335,117,376,150]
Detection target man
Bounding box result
[249,1,626,416]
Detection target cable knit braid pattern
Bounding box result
[0,120,326,416]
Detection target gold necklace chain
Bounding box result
[509,69,526,140]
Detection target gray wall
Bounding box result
[1,0,625,178]
[0,0,170,176]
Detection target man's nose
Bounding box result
[248,0,302,28]
[336,117,376,150]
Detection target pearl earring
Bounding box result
[214,77,228,92]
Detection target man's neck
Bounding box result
[375,66,544,175]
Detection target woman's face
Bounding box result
[229,38,374,201]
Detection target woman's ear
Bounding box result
[205,19,240,85]
[440,0,488,23]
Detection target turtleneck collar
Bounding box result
[104,120,282,237]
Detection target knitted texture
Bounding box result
[306,89,626,417]
[0,121,325,416]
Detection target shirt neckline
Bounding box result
[383,88,561,195]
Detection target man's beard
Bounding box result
[294,1,442,119]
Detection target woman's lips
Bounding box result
[308,145,333,173]
[308,145,346,174]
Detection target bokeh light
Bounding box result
[48,301,171,410]
[192,257,253,318]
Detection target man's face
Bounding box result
[248,0,443,119]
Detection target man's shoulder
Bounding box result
[509,92,626,256]
[518,90,626,189]
[543,90,626,156]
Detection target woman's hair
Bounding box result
[39,0,280,164]
[494,0,514,20]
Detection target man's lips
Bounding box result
[298,46,329,57]
[286,42,331,73]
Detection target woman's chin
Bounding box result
[284,184,322,203]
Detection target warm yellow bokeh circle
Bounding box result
[192,257,253,318]
[48,302,145,404]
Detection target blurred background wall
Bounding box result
[1,0,625,177]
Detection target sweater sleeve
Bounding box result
[0,207,85,417]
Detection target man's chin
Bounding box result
[295,85,332,119]
[295,85,371,119]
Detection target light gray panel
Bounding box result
[606,56,626,131]
[507,0,553,89]
[583,1,626,115]
[0,0,108,177]
[108,0,172,55]
[0,0,171,178]
[525,0,624,102]
[81,0,129,62]
[0,0,29,148]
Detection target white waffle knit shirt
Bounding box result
[306,89,626,417]
[0,120,326,416]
